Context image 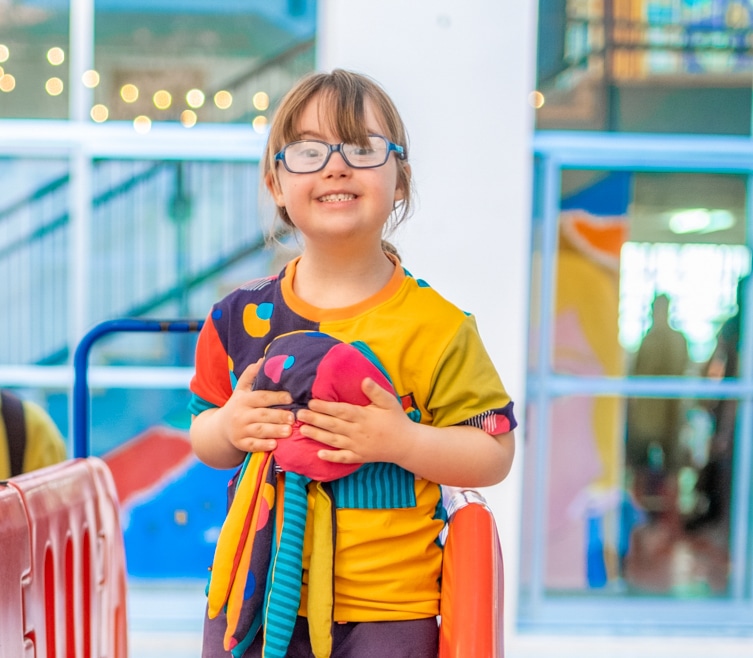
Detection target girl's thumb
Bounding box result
[237,358,263,389]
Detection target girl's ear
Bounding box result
[265,171,285,207]
[394,163,411,202]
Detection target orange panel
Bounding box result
[439,492,504,658]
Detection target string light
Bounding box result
[82,70,100,88]
[180,110,197,128]
[528,90,545,109]
[90,104,109,122]
[133,115,152,134]
[153,89,172,110]
[252,91,269,111]
[252,115,268,133]
[0,74,15,92]
[120,84,139,103]
[47,47,65,66]
[213,90,232,110]
[186,88,205,108]
[45,77,64,96]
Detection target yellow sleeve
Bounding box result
[427,315,512,429]
[22,400,68,473]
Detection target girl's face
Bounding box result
[266,93,406,250]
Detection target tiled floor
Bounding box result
[127,579,205,658]
[622,469,730,596]
[624,520,730,596]
[124,477,733,658]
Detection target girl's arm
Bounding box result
[296,377,515,488]
[394,423,514,488]
[190,360,296,469]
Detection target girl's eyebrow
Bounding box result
[297,128,383,141]
[298,129,326,140]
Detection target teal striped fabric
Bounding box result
[330,462,416,509]
[262,471,311,657]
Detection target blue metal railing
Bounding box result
[72,318,204,458]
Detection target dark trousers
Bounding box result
[202,615,439,658]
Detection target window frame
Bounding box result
[524,130,753,634]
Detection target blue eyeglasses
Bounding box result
[274,135,406,174]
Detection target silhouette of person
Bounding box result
[626,294,689,510]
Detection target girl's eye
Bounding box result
[351,147,375,156]
[288,141,326,160]
[300,148,323,159]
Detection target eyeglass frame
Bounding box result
[274,134,406,174]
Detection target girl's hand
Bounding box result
[215,359,295,454]
[296,377,414,465]
[296,377,515,488]
[190,360,295,469]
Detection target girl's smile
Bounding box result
[318,193,356,202]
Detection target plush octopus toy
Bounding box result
[207,331,399,658]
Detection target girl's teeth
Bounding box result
[320,194,355,202]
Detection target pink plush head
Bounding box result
[254,332,395,482]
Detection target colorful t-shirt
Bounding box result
[189,255,516,622]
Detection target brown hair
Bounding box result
[262,69,413,241]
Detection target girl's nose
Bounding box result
[322,149,350,176]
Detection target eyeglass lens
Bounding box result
[283,136,390,172]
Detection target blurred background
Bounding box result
[1,0,752,656]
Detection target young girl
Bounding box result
[189,69,516,658]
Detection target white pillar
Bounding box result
[69,0,95,122]
[317,0,538,647]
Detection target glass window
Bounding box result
[535,0,753,134]
[88,158,268,332]
[0,1,70,119]
[525,148,753,631]
[0,2,316,124]
[0,156,274,366]
[555,170,748,374]
[91,1,315,129]
[0,157,70,364]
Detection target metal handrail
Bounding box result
[72,318,203,458]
